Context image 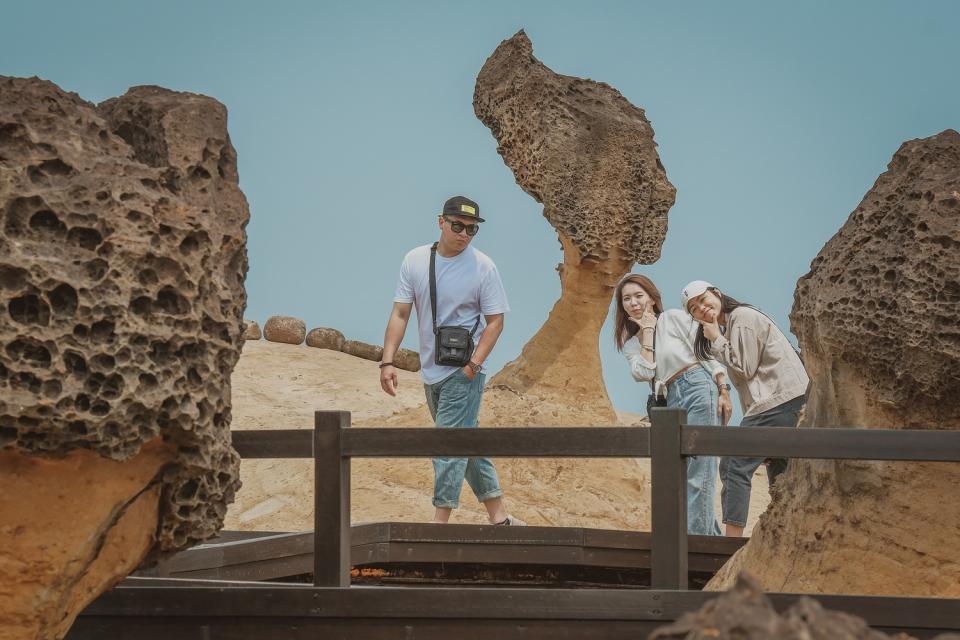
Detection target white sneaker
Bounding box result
[496,515,527,526]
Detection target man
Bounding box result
[379,195,525,526]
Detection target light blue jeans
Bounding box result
[666,366,722,536]
[424,368,503,509]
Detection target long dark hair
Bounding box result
[693,287,750,360]
[614,274,664,352]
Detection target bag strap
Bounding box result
[430,242,439,336]
[430,242,482,338]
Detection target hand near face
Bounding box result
[627,303,657,331]
[697,317,722,342]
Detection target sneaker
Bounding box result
[496,515,527,526]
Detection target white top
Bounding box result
[394,244,510,384]
[622,308,724,398]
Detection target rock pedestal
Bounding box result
[474,31,675,425]
[0,78,247,638]
[708,130,960,596]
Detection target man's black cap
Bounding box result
[442,195,485,223]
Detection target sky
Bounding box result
[2,1,958,421]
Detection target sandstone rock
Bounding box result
[652,573,907,639]
[0,77,247,638]
[474,31,675,425]
[394,347,420,372]
[263,315,305,345]
[243,319,261,340]
[342,339,384,362]
[306,327,345,351]
[708,130,960,596]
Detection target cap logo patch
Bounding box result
[460,204,476,215]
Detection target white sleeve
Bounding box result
[393,255,414,303]
[479,264,510,315]
[623,335,656,382]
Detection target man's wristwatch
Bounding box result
[717,382,731,392]
[467,361,483,375]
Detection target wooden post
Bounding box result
[650,407,688,589]
[313,410,351,587]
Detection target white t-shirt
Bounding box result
[623,308,724,397]
[394,244,510,384]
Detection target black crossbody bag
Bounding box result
[430,242,480,367]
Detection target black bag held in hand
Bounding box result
[430,242,480,367]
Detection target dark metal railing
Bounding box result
[229,409,960,590]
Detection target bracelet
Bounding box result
[641,346,655,353]
[640,326,656,332]
[378,362,394,369]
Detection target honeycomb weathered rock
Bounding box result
[0,77,247,637]
[306,326,345,350]
[263,315,306,345]
[708,130,960,596]
[473,31,675,423]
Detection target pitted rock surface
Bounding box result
[473,31,674,423]
[306,326,345,350]
[791,129,960,428]
[243,320,261,340]
[708,130,960,596]
[474,30,675,264]
[0,77,247,551]
[263,315,306,345]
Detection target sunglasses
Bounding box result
[443,216,480,236]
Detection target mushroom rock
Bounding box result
[0,77,247,638]
[473,31,675,425]
[708,130,960,596]
[263,315,306,345]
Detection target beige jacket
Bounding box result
[710,306,809,417]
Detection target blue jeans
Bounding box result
[666,366,722,536]
[424,369,503,509]
[720,394,805,527]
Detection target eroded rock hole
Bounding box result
[138,373,158,389]
[29,210,67,236]
[156,286,190,315]
[84,259,108,281]
[11,371,42,393]
[0,265,28,289]
[48,283,78,317]
[90,319,115,344]
[9,294,50,326]
[90,354,116,371]
[5,339,52,368]
[67,227,103,251]
[63,351,87,374]
[42,379,61,398]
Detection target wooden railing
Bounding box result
[230,408,960,590]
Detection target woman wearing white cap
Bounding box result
[614,274,733,536]
[682,280,809,537]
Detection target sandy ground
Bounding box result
[225,341,770,534]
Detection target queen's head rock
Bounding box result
[473,31,674,424]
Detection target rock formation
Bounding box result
[242,319,261,340]
[342,339,384,363]
[474,31,675,424]
[306,326,345,350]
[0,77,247,638]
[708,130,960,595]
[263,315,305,345]
[653,573,931,639]
[393,347,421,372]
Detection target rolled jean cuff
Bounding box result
[722,517,747,527]
[475,488,503,503]
[432,498,460,509]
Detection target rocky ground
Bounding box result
[225,341,771,533]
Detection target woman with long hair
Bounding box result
[614,274,733,536]
[682,280,809,537]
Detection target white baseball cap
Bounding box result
[681,280,713,313]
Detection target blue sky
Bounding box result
[3,1,957,420]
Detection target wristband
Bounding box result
[378,362,394,369]
[717,382,731,392]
